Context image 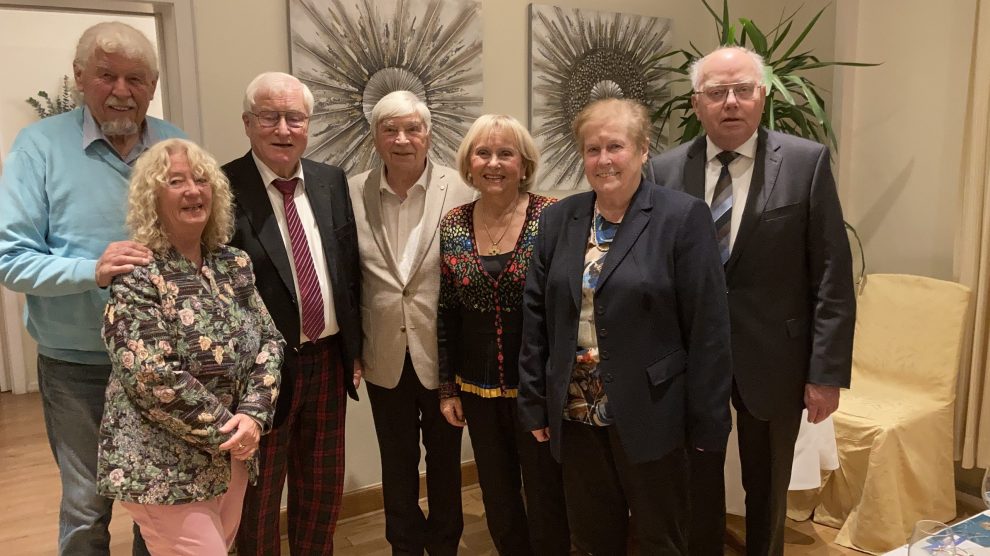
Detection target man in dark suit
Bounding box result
[646,47,856,556]
[225,72,362,556]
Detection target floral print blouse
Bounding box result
[98,245,284,505]
[565,216,619,426]
[438,193,556,399]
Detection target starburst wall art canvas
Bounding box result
[529,4,673,190]
[289,0,483,175]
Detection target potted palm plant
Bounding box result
[653,0,876,151]
[652,0,873,289]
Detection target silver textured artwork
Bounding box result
[529,4,672,189]
[290,0,483,175]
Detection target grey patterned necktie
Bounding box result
[711,151,740,264]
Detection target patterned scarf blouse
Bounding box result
[438,193,556,399]
[98,245,284,505]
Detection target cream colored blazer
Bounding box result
[348,162,476,389]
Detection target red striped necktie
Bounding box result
[272,178,325,341]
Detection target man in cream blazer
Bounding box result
[349,91,475,556]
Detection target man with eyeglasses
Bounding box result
[647,46,855,556]
[224,71,363,555]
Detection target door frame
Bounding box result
[0,0,201,392]
[0,0,202,142]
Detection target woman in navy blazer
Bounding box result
[517,98,733,555]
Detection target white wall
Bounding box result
[0,8,164,154]
[0,0,837,489]
[190,0,836,492]
[832,0,975,280]
[193,1,464,491]
[0,7,164,393]
[193,0,835,164]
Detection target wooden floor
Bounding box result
[1,391,858,555]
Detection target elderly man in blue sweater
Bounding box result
[0,21,184,556]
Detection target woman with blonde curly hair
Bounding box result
[97,138,284,555]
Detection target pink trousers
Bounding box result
[121,461,249,556]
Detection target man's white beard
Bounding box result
[101,118,139,137]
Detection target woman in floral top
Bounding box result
[98,138,283,555]
[438,115,570,555]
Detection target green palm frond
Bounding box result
[651,0,879,151]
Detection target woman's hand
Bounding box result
[531,427,550,442]
[440,397,466,427]
[352,358,363,390]
[219,414,262,461]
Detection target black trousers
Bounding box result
[734,389,802,556]
[460,393,570,556]
[366,355,464,556]
[560,419,688,556]
[687,384,803,556]
[685,448,727,556]
[132,524,150,556]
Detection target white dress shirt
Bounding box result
[378,164,429,282]
[704,131,759,250]
[252,153,339,342]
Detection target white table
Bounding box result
[882,510,990,555]
[725,408,839,516]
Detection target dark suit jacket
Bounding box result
[224,152,361,427]
[517,180,732,464]
[646,129,855,420]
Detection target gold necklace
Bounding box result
[481,194,521,256]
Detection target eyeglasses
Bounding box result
[694,82,760,103]
[248,110,309,129]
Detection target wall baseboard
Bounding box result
[279,460,479,535]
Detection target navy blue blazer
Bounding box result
[646,129,855,420]
[517,179,732,464]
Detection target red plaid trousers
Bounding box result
[235,336,347,555]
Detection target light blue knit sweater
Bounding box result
[0,108,185,363]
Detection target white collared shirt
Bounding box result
[379,163,429,282]
[252,153,339,342]
[704,131,759,250]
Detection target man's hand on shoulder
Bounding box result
[96,241,152,287]
[804,383,840,424]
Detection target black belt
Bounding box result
[295,333,339,354]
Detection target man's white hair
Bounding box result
[242,72,315,115]
[370,91,432,138]
[689,46,767,91]
[74,21,159,77]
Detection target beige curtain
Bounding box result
[954,0,990,469]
